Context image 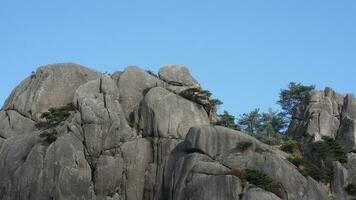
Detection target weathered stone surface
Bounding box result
[331,153,356,200]
[164,125,329,200]
[2,63,349,200]
[0,135,42,200]
[186,174,242,200]
[337,115,356,152]
[95,154,125,199]
[343,94,356,119]
[144,138,182,200]
[122,138,152,200]
[287,87,356,153]
[185,125,270,159]
[242,186,281,200]
[163,151,239,200]
[117,66,162,122]
[111,71,122,85]
[0,110,36,138]
[336,94,356,152]
[159,65,199,86]
[138,87,209,139]
[331,161,348,200]
[73,75,133,159]
[2,63,101,120]
[287,88,343,143]
[38,133,95,200]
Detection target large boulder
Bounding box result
[0,110,36,138]
[137,86,210,200]
[37,133,95,200]
[332,153,356,200]
[2,63,101,120]
[73,75,133,160]
[159,65,199,87]
[138,87,209,139]
[287,88,343,143]
[117,66,163,122]
[163,125,329,200]
[287,87,356,152]
[242,186,281,200]
[337,94,356,152]
[0,135,42,200]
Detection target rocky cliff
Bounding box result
[0,63,354,200]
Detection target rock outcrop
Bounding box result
[287,87,356,200]
[287,87,356,152]
[0,63,350,200]
[158,65,199,87]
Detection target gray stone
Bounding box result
[0,134,41,200]
[0,110,36,138]
[138,87,209,139]
[73,75,133,159]
[1,63,347,200]
[111,71,122,85]
[38,133,95,200]
[159,65,199,87]
[287,88,342,142]
[173,125,329,200]
[331,161,348,200]
[337,115,356,152]
[185,125,271,159]
[2,63,101,120]
[343,94,356,119]
[95,155,125,199]
[185,174,242,200]
[122,138,152,200]
[117,66,162,122]
[242,185,281,200]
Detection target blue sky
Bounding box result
[1,0,355,117]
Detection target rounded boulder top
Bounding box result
[158,64,199,87]
[2,63,101,120]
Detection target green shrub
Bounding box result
[280,139,300,154]
[246,169,284,198]
[345,183,356,195]
[39,104,73,145]
[40,105,72,126]
[180,87,223,115]
[215,111,241,131]
[311,136,348,163]
[233,141,253,152]
[287,156,326,181]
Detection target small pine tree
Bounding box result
[216,111,241,131]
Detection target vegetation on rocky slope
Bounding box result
[213,82,314,146]
[311,136,348,164]
[281,136,348,182]
[225,168,284,198]
[39,104,73,145]
[245,169,284,198]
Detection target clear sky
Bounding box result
[1,0,355,117]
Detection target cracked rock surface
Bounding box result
[0,63,349,200]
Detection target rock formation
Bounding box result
[287,87,356,200]
[0,63,354,200]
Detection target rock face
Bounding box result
[2,63,101,120]
[162,126,328,200]
[287,87,356,152]
[0,63,344,200]
[287,87,356,200]
[159,65,199,86]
